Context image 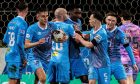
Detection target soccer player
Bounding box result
[80,31,91,71]
[64,5,88,84]
[3,2,28,84]
[25,8,53,84]
[47,8,75,84]
[103,11,138,84]
[119,11,140,83]
[65,5,82,30]
[74,11,111,84]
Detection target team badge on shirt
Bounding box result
[94,34,102,42]
[124,37,129,44]
[26,34,30,38]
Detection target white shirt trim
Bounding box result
[93,26,102,34]
[37,22,48,30]
[17,16,24,20]
[110,26,117,33]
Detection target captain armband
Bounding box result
[123,43,129,48]
[91,39,97,46]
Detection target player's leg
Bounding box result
[113,62,127,84]
[71,58,88,83]
[35,68,46,84]
[58,62,70,84]
[17,79,20,84]
[89,80,96,84]
[88,66,98,84]
[133,61,140,83]
[77,59,88,84]
[34,73,39,84]
[7,62,22,84]
[123,64,133,84]
[29,59,46,84]
[79,75,88,84]
[126,75,134,84]
[9,78,18,84]
[69,59,75,80]
[48,62,59,84]
[133,71,138,82]
[98,66,111,84]
[118,79,127,84]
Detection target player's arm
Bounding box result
[121,32,138,72]
[74,26,90,44]
[124,44,138,72]
[124,45,136,64]
[17,25,27,67]
[69,24,85,45]
[25,38,45,48]
[82,31,91,41]
[3,25,10,44]
[74,33,94,48]
[121,33,136,65]
[25,27,45,49]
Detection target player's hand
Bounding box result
[38,38,45,44]
[74,33,83,41]
[82,34,90,40]
[133,64,139,72]
[74,38,80,43]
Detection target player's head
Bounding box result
[69,5,82,19]
[36,7,49,25]
[89,11,103,28]
[120,10,132,24]
[16,2,28,16]
[105,11,118,30]
[54,8,68,21]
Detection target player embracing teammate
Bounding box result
[3,2,140,84]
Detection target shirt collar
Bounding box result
[106,24,117,33]
[93,25,102,34]
[37,22,48,30]
[110,26,117,33]
[17,16,24,20]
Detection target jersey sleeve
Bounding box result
[77,19,82,30]
[17,24,27,60]
[92,33,104,44]
[68,24,75,37]
[119,30,136,65]
[120,31,129,44]
[3,27,9,44]
[3,23,14,44]
[125,46,136,65]
[25,26,34,41]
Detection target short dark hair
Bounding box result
[16,2,28,11]
[120,10,132,20]
[92,11,103,22]
[69,4,81,11]
[36,7,48,14]
[106,11,118,18]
